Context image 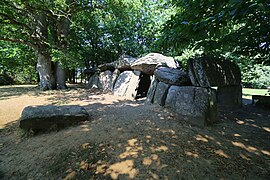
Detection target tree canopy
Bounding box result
[0,0,269,88]
[161,0,270,63]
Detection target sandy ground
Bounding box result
[0,85,269,179]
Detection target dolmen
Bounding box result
[87,53,179,99]
[20,105,89,131]
[87,53,242,127]
[188,57,242,109]
[146,56,242,127]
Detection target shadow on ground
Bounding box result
[0,88,269,179]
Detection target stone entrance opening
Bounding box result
[136,73,151,99]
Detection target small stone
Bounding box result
[64,171,76,180]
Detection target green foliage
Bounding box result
[242,64,270,89]
[162,0,270,64]
[0,42,37,84]
[68,0,175,67]
[1,0,268,88]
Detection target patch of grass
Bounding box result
[17,128,35,138]
[243,88,268,97]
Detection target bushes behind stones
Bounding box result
[0,73,14,85]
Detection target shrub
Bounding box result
[0,72,14,85]
[242,64,270,89]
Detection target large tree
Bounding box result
[0,0,106,90]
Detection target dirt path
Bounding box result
[0,85,269,179]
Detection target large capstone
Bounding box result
[98,54,136,72]
[217,85,242,109]
[154,67,191,86]
[131,53,178,75]
[165,86,218,127]
[98,62,116,72]
[116,54,137,71]
[113,71,141,98]
[188,57,241,87]
[20,105,89,131]
[83,68,97,76]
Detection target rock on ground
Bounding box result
[165,86,218,127]
[20,105,89,130]
[131,53,178,75]
[99,70,119,92]
[87,73,102,89]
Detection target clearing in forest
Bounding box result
[0,85,269,179]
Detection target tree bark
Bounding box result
[36,51,55,90]
[54,16,70,89]
[55,61,67,89]
[35,13,57,90]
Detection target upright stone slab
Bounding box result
[125,71,141,98]
[113,71,141,98]
[165,86,218,127]
[100,70,113,92]
[112,69,120,88]
[154,67,191,86]
[20,105,89,131]
[188,57,241,87]
[153,82,170,106]
[217,85,242,108]
[131,53,178,75]
[99,70,119,92]
[145,76,158,104]
[87,72,102,89]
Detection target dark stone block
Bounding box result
[20,105,89,131]
[154,67,191,86]
[153,82,170,106]
[188,57,241,87]
[165,86,218,127]
[217,85,242,109]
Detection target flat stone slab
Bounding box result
[252,95,270,107]
[20,105,89,130]
[131,53,178,75]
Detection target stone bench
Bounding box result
[20,105,89,131]
[252,95,270,107]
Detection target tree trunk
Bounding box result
[55,61,67,89]
[54,16,70,89]
[36,51,55,90]
[34,12,57,90]
[72,69,76,84]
